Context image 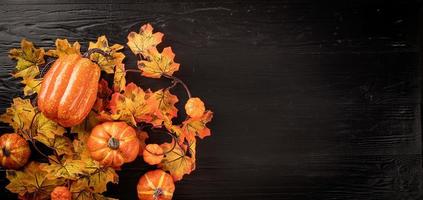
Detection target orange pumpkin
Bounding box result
[142,144,163,165]
[37,54,101,127]
[87,121,139,168]
[51,186,71,200]
[0,133,30,169]
[137,169,175,200]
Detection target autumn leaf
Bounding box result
[9,39,45,73]
[0,98,36,134]
[22,78,41,96]
[88,167,118,193]
[46,38,81,57]
[181,110,213,141]
[88,35,125,73]
[147,89,179,125]
[113,63,126,92]
[36,135,73,156]
[6,162,66,200]
[43,158,86,180]
[159,142,193,181]
[127,23,163,56]
[109,83,152,126]
[32,113,65,139]
[138,47,180,78]
[92,79,113,113]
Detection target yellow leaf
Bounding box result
[88,35,125,73]
[6,162,65,200]
[0,98,35,134]
[138,47,180,78]
[46,38,81,57]
[43,158,86,180]
[22,77,41,96]
[33,113,65,139]
[109,83,152,126]
[113,63,126,92]
[182,110,213,140]
[159,142,193,181]
[9,39,45,72]
[88,167,118,193]
[147,89,179,124]
[127,23,163,56]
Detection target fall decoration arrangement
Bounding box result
[0,23,213,200]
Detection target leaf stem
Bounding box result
[83,48,112,58]
[162,74,192,99]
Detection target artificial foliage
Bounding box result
[0,23,213,200]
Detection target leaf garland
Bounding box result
[1,23,213,199]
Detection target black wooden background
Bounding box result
[0,0,422,199]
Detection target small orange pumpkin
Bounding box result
[87,121,139,168]
[37,54,101,127]
[142,144,163,165]
[0,133,30,169]
[137,169,175,200]
[51,186,71,200]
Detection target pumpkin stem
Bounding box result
[108,137,120,150]
[2,147,10,157]
[154,188,163,199]
[83,48,113,58]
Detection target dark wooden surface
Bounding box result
[0,0,422,199]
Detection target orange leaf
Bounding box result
[127,23,163,56]
[185,97,206,119]
[143,144,164,165]
[159,142,193,181]
[88,35,125,73]
[181,110,213,141]
[113,64,126,92]
[109,83,152,126]
[146,89,179,125]
[93,79,113,113]
[138,47,180,78]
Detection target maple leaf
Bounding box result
[88,35,125,73]
[147,89,179,125]
[181,110,213,141]
[87,167,118,193]
[22,78,41,96]
[43,158,86,180]
[113,63,126,92]
[6,162,66,200]
[127,23,163,56]
[159,142,194,181]
[109,83,152,126]
[9,39,45,73]
[35,135,73,156]
[92,79,113,113]
[46,38,81,57]
[0,98,36,134]
[138,47,180,78]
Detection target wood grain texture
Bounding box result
[0,0,422,199]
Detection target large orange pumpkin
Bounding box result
[87,121,139,168]
[37,54,101,127]
[137,169,175,200]
[0,133,31,169]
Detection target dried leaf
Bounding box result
[146,89,179,125]
[109,83,152,126]
[43,158,86,180]
[9,39,45,73]
[46,38,81,57]
[138,47,180,78]
[159,142,193,181]
[181,110,213,140]
[0,98,36,134]
[22,78,41,96]
[113,63,126,92]
[88,35,125,73]
[127,23,163,56]
[6,162,65,200]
